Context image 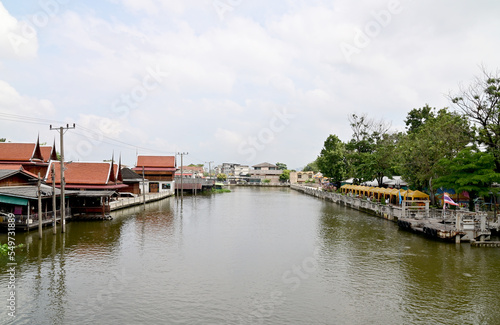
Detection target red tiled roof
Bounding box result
[47,161,117,185]
[40,146,56,162]
[132,167,176,172]
[136,156,175,168]
[0,164,23,170]
[0,143,37,161]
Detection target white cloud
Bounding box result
[1,0,500,168]
[112,0,206,15]
[0,79,55,142]
[0,2,38,59]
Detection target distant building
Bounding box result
[175,165,205,178]
[250,162,283,183]
[289,171,314,184]
[234,164,250,177]
[214,163,250,178]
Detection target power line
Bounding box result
[0,112,175,154]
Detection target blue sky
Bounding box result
[0,0,499,169]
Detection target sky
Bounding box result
[0,0,499,170]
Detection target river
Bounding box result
[1,187,500,324]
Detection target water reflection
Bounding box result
[1,190,500,324]
[317,201,500,325]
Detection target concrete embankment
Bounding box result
[291,184,404,221]
[233,183,290,187]
[109,191,174,211]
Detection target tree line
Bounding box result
[311,69,500,207]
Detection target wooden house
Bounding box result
[0,165,39,187]
[45,160,126,218]
[132,155,176,194]
[0,138,57,176]
[0,184,64,231]
[120,167,142,195]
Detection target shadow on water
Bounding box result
[0,196,176,325]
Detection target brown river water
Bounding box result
[1,187,500,324]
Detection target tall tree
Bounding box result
[317,134,346,186]
[345,113,391,184]
[368,132,400,187]
[405,104,435,133]
[451,68,500,171]
[398,108,471,204]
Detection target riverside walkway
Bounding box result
[109,191,174,211]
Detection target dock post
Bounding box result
[52,164,57,235]
[455,213,461,244]
[480,213,486,242]
[38,172,42,239]
[142,166,146,210]
[27,201,30,231]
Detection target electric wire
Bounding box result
[0,112,176,155]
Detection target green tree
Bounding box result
[216,173,227,181]
[279,169,290,181]
[0,138,6,142]
[345,113,390,184]
[303,160,318,172]
[368,132,400,187]
[276,162,287,170]
[434,147,500,210]
[451,69,500,171]
[405,104,435,133]
[317,134,346,186]
[398,108,472,204]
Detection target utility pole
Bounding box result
[142,166,146,210]
[205,161,214,185]
[177,152,188,200]
[52,163,57,235]
[38,172,42,239]
[50,123,75,233]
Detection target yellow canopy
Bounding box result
[408,190,429,200]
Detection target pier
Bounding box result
[0,210,69,232]
[291,184,497,245]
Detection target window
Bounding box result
[162,183,171,189]
[298,174,302,179]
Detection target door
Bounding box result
[149,182,159,193]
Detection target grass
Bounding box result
[0,243,25,256]
[210,188,231,194]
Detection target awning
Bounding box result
[0,195,28,206]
